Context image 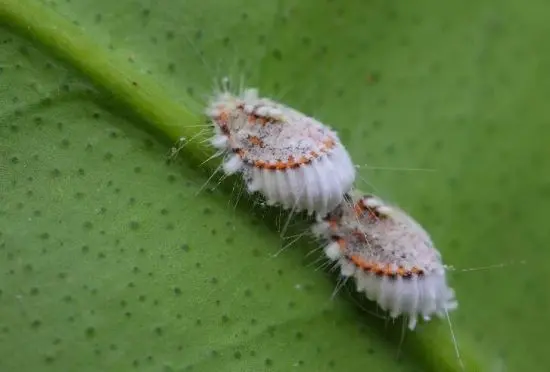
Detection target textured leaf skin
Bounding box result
[1,0,549,371]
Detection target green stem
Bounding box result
[0,1,490,371]
[0,0,204,153]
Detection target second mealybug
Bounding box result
[312,192,458,330]
[205,85,355,216]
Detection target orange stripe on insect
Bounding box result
[349,255,424,278]
[252,154,314,170]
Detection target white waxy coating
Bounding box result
[206,87,355,215]
[313,192,457,329]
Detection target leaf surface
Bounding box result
[1,0,549,371]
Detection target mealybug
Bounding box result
[205,87,355,215]
[313,193,457,330]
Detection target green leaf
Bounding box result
[1,0,549,371]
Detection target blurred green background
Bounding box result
[1,0,549,371]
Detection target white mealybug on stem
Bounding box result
[313,193,457,330]
[205,85,356,215]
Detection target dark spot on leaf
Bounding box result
[85,327,96,338]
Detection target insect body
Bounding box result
[206,88,355,215]
[313,193,457,330]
